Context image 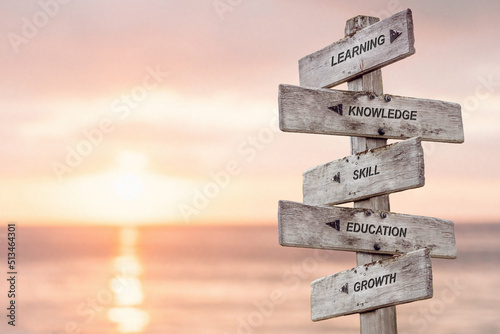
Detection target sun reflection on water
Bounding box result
[108,227,150,333]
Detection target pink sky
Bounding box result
[1,0,499,225]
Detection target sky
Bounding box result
[1,0,499,225]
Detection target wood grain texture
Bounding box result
[279,84,464,143]
[352,138,395,332]
[303,137,424,206]
[278,200,457,259]
[299,9,415,88]
[311,249,433,321]
[346,16,396,333]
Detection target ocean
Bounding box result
[1,223,499,334]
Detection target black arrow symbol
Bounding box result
[390,29,402,43]
[340,283,348,294]
[326,220,340,231]
[328,104,343,115]
[332,172,340,183]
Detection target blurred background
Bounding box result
[0,0,499,333]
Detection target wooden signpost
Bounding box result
[278,200,457,259]
[279,84,464,143]
[276,7,464,334]
[303,137,424,205]
[311,249,433,321]
[299,9,415,88]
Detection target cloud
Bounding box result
[0,1,499,224]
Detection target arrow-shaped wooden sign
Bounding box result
[278,200,457,259]
[303,137,424,205]
[299,8,415,88]
[311,249,432,321]
[279,84,464,143]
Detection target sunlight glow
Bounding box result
[42,149,198,225]
[113,255,143,278]
[111,277,144,306]
[109,227,150,333]
[113,173,144,201]
[108,307,150,333]
[116,151,149,172]
[112,151,146,201]
[59,171,194,225]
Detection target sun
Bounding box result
[111,151,147,201]
[113,173,144,201]
[54,149,197,225]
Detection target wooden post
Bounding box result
[345,15,398,334]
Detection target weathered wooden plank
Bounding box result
[299,9,415,88]
[311,249,433,321]
[303,137,424,206]
[278,200,456,259]
[279,84,464,143]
